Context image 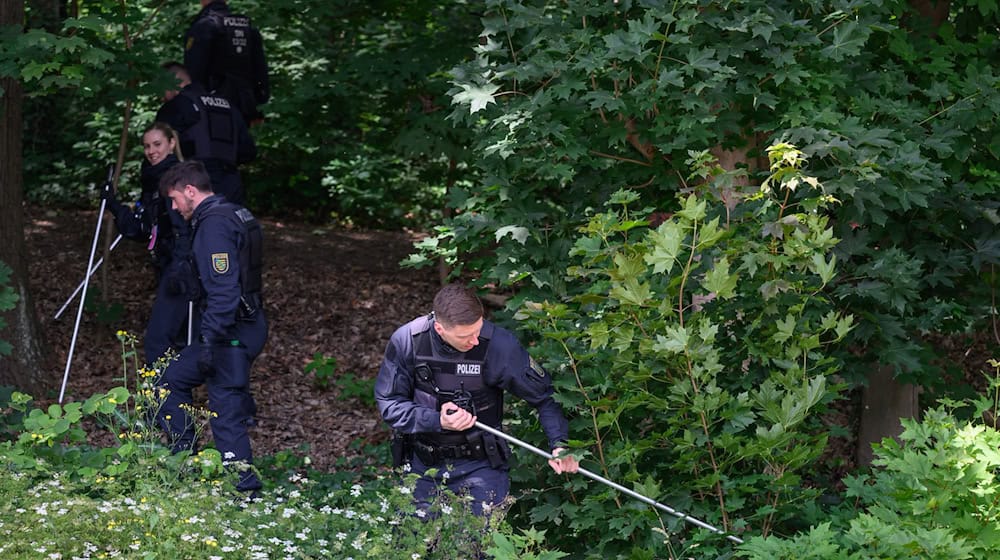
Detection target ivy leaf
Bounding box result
[452,83,499,114]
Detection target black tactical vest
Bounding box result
[197,201,263,298]
[205,11,260,119]
[411,319,503,445]
[178,89,239,164]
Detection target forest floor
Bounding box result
[25,207,439,472]
[21,207,999,480]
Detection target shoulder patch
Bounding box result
[186,36,195,50]
[211,252,230,274]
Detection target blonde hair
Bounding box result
[144,122,184,161]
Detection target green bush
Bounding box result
[739,399,1000,559]
[495,144,852,558]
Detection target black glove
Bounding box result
[99,181,116,203]
[197,344,214,375]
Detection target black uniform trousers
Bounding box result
[156,310,267,491]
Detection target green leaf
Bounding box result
[702,256,738,299]
[676,194,707,221]
[653,326,689,354]
[495,225,530,245]
[452,82,499,114]
[821,21,869,62]
[610,278,651,306]
[644,222,683,274]
[810,253,837,285]
[772,314,796,344]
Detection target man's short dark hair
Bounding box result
[433,284,484,327]
[159,160,213,197]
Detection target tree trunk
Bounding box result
[0,1,50,393]
[856,365,920,466]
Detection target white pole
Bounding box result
[187,301,194,346]
[473,421,745,545]
[59,165,115,404]
[53,234,123,320]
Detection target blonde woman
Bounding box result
[102,122,199,365]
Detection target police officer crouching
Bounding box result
[375,284,579,517]
[156,160,267,494]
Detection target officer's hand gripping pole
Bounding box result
[59,163,115,404]
[473,421,744,545]
[53,233,124,320]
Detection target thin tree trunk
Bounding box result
[0,0,49,393]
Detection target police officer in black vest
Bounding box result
[185,0,269,124]
[375,284,579,516]
[156,62,256,206]
[101,122,200,366]
[157,160,267,494]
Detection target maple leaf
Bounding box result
[452,83,500,114]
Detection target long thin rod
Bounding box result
[53,234,124,320]
[60,198,108,404]
[187,301,194,346]
[475,421,744,545]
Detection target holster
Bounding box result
[238,293,263,321]
[480,432,508,469]
[391,431,413,467]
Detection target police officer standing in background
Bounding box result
[157,160,267,494]
[185,0,269,125]
[375,284,579,517]
[156,62,256,206]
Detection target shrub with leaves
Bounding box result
[429,0,1000,390]
[498,144,852,558]
[739,399,1000,559]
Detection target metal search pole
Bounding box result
[53,233,124,320]
[474,421,745,545]
[59,164,115,404]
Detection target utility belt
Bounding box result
[393,430,510,469]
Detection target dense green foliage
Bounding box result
[740,392,1000,559]
[415,1,1000,556]
[430,0,1000,385]
[497,144,852,557]
[12,0,483,227]
[4,0,1000,557]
